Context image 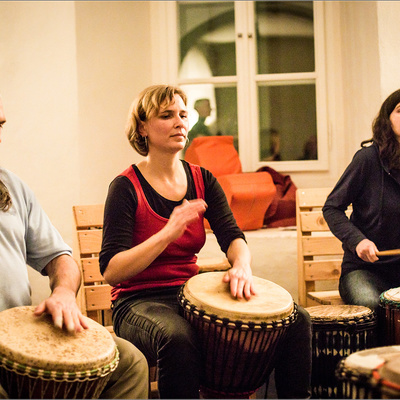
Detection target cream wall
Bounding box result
[74,1,151,204]
[0,1,82,303]
[376,2,400,99]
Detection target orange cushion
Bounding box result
[185,136,242,177]
[217,172,276,231]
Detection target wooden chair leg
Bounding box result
[149,365,159,399]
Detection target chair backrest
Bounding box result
[72,204,113,329]
[185,136,242,177]
[296,188,350,307]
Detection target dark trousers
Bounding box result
[339,267,400,314]
[339,267,400,345]
[113,286,311,399]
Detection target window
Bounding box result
[152,1,328,172]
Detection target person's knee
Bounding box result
[114,336,148,374]
[159,320,199,355]
[293,305,312,337]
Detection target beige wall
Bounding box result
[376,2,400,99]
[74,1,151,204]
[0,1,151,242]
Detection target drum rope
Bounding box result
[0,346,119,382]
[380,294,400,309]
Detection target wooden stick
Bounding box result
[377,249,400,256]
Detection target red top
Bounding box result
[110,163,206,301]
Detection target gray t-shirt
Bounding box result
[0,168,72,311]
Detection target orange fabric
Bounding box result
[218,172,276,230]
[185,136,277,230]
[185,136,242,177]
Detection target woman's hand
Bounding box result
[164,199,207,241]
[223,238,256,300]
[356,238,379,263]
[223,264,256,300]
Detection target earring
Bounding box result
[144,136,148,151]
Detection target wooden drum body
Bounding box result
[178,272,297,398]
[306,305,377,399]
[336,345,400,399]
[0,306,119,399]
[380,288,400,345]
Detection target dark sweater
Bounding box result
[322,142,400,275]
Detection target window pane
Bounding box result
[181,84,238,151]
[258,84,317,161]
[256,1,315,74]
[178,2,236,78]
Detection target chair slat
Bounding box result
[308,290,342,305]
[197,257,231,273]
[73,204,104,228]
[300,211,330,231]
[77,230,102,255]
[304,260,342,281]
[81,258,104,283]
[85,285,112,311]
[302,236,343,256]
[297,188,333,208]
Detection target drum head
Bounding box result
[377,356,400,389]
[383,287,400,302]
[0,306,116,373]
[183,272,293,323]
[305,304,373,321]
[343,346,400,376]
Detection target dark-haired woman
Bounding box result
[323,88,400,314]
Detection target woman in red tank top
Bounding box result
[100,85,311,399]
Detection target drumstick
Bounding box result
[376,249,400,256]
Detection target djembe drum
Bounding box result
[379,287,400,345]
[336,345,400,399]
[306,305,377,399]
[0,306,119,399]
[178,272,297,398]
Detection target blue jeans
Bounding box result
[112,286,311,399]
[339,267,400,314]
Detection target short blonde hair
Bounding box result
[126,84,188,156]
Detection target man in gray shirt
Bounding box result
[0,95,149,399]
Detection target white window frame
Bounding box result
[150,1,329,172]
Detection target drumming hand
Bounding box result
[356,239,379,263]
[223,265,256,301]
[34,287,89,333]
[163,199,207,241]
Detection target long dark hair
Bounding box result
[362,89,400,169]
[0,179,12,211]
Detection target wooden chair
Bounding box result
[73,204,160,397]
[73,204,231,398]
[296,188,351,307]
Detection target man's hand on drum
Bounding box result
[34,286,89,334]
[223,264,256,301]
